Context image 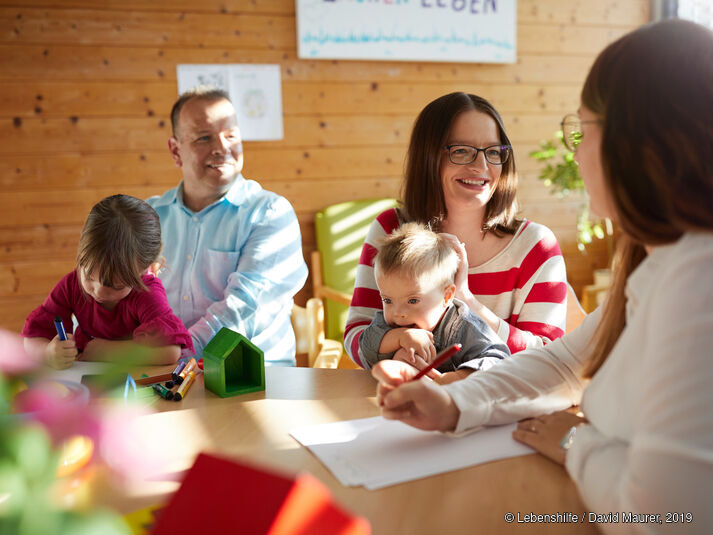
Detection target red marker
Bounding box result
[135,373,173,386]
[411,344,462,380]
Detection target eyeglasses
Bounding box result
[444,144,512,165]
[560,114,601,152]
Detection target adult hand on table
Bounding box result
[513,410,588,465]
[371,360,460,432]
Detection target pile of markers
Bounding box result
[135,358,200,401]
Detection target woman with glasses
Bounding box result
[344,92,567,374]
[372,19,713,528]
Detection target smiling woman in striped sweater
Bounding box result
[344,93,567,375]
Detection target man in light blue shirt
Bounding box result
[148,87,308,365]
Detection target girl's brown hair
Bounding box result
[582,19,713,377]
[401,92,521,236]
[76,194,162,292]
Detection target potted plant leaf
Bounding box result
[530,131,614,310]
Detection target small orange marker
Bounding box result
[175,358,197,385]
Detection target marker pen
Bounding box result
[175,358,197,385]
[152,383,174,400]
[54,316,67,341]
[173,371,196,401]
[135,373,173,386]
[411,344,462,381]
[171,360,186,382]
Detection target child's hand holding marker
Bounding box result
[46,316,77,370]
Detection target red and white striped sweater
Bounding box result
[344,208,567,368]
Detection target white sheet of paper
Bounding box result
[290,416,533,490]
[39,360,112,384]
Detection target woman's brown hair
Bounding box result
[401,92,521,236]
[76,194,162,292]
[582,19,713,376]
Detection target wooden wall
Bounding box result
[0,0,649,332]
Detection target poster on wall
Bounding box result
[176,64,284,141]
[296,0,516,64]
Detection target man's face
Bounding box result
[168,97,244,208]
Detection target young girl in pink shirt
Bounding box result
[22,194,193,369]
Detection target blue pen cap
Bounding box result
[54,315,67,341]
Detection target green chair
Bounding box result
[311,198,399,367]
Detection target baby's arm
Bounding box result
[381,328,436,364]
[24,335,77,370]
[360,313,434,368]
[82,339,180,365]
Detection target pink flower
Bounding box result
[13,385,100,445]
[0,329,40,375]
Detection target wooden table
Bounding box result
[88,367,597,534]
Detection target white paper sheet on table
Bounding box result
[40,361,112,384]
[290,416,533,490]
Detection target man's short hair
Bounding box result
[374,222,459,289]
[170,85,232,138]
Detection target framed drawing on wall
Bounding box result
[176,64,284,141]
[296,0,516,64]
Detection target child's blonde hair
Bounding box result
[76,194,162,291]
[374,222,459,289]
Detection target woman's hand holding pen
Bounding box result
[45,334,77,369]
[372,360,459,432]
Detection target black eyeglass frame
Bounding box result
[443,144,512,166]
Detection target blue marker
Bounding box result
[54,316,67,341]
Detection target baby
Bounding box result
[358,222,509,373]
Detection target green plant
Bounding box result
[529,132,610,252]
[0,331,158,535]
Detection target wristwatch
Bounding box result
[560,425,578,451]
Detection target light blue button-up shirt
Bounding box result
[148,176,308,365]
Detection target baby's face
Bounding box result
[376,270,452,332]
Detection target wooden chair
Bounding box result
[291,298,343,368]
[565,282,587,334]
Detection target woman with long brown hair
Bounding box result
[371,19,713,527]
[344,92,568,370]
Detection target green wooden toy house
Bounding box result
[203,328,265,397]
